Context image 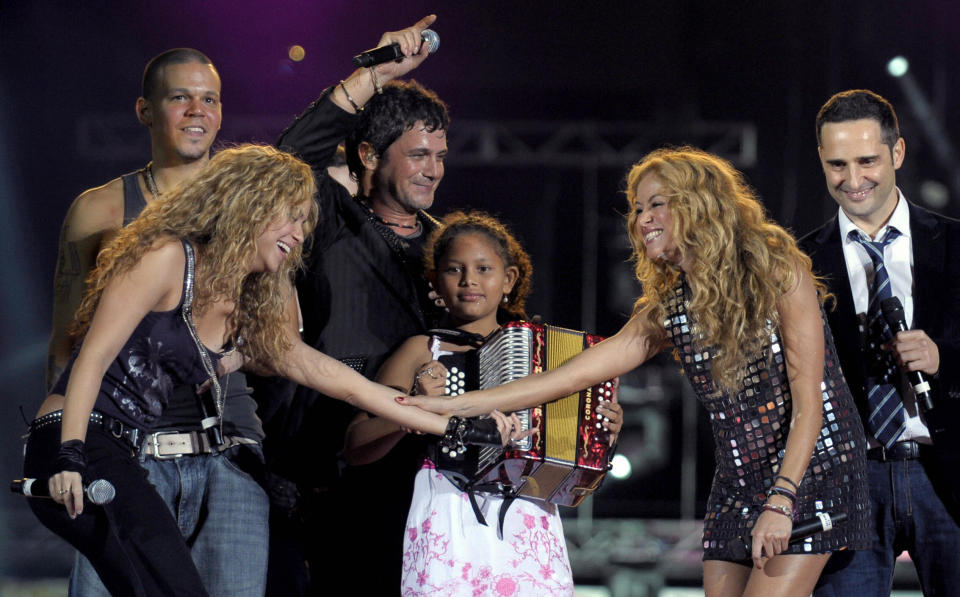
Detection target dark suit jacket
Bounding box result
[799,201,960,507]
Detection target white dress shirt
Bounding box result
[837,189,931,445]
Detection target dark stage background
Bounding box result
[2,0,959,590]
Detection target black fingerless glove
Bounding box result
[56,439,88,480]
[439,416,502,457]
[462,417,502,446]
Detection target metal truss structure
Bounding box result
[76,114,757,169]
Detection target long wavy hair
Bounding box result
[70,144,318,369]
[625,146,823,394]
[424,211,533,322]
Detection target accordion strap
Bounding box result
[461,481,519,539]
[425,327,493,348]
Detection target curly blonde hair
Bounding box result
[625,146,822,394]
[70,144,318,369]
[424,211,533,322]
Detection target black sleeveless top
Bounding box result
[120,171,148,226]
[119,171,263,440]
[53,240,221,430]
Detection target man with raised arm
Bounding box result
[264,15,450,595]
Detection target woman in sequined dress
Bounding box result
[401,147,871,597]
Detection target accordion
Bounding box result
[435,321,615,507]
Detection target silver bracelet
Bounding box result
[369,67,383,94]
[338,80,362,112]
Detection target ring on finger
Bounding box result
[58,489,68,495]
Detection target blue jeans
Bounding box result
[69,445,269,597]
[814,456,960,596]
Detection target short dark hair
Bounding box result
[345,79,449,180]
[328,144,348,169]
[142,48,217,102]
[816,89,900,149]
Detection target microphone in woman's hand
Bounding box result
[789,512,846,544]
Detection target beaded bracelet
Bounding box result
[439,416,468,457]
[762,502,794,519]
[338,80,363,113]
[775,474,799,491]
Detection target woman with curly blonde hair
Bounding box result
[402,147,870,597]
[24,145,507,597]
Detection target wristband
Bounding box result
[767,485,798,506]
[439,416,502,457]
[56,439,88,479]
[775,474,799,491]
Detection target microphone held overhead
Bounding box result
[880,297,935,412]
[11,477,116,505]
[352,29,440,68]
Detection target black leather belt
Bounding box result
[31,410,143,451]
[866,440,932,462]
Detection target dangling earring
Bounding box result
[502,296,509,304]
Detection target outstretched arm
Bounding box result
[275,334,449,436]
[343,335,436,465]
[400,316,666,417]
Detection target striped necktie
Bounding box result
[850,227,904,448]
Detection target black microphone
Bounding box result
[352,29,440,68]
[789,512,847,544]
[11,477,116,505]
[880,297,935,412]
[197,389,224,449]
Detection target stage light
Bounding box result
[920,180,949,209]
[887,56,909,78]
[609,454,632,480]
[288,45,306,62]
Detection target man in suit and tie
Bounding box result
[801,89,960,596]
[261,16,447,595]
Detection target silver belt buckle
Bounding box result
[150,430,186,459]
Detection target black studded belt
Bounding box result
[31,410,143,451]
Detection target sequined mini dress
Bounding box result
[663,281,871,560]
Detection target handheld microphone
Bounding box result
[880,297,935,412]
[789,512,846,544]
[352,29,440,68]
[11,477,116,505]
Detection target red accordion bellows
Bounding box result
[473,321,615,507]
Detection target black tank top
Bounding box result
[118,171,264,439]
[53,240,220,429]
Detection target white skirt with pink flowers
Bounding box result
[400,461,574,597]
